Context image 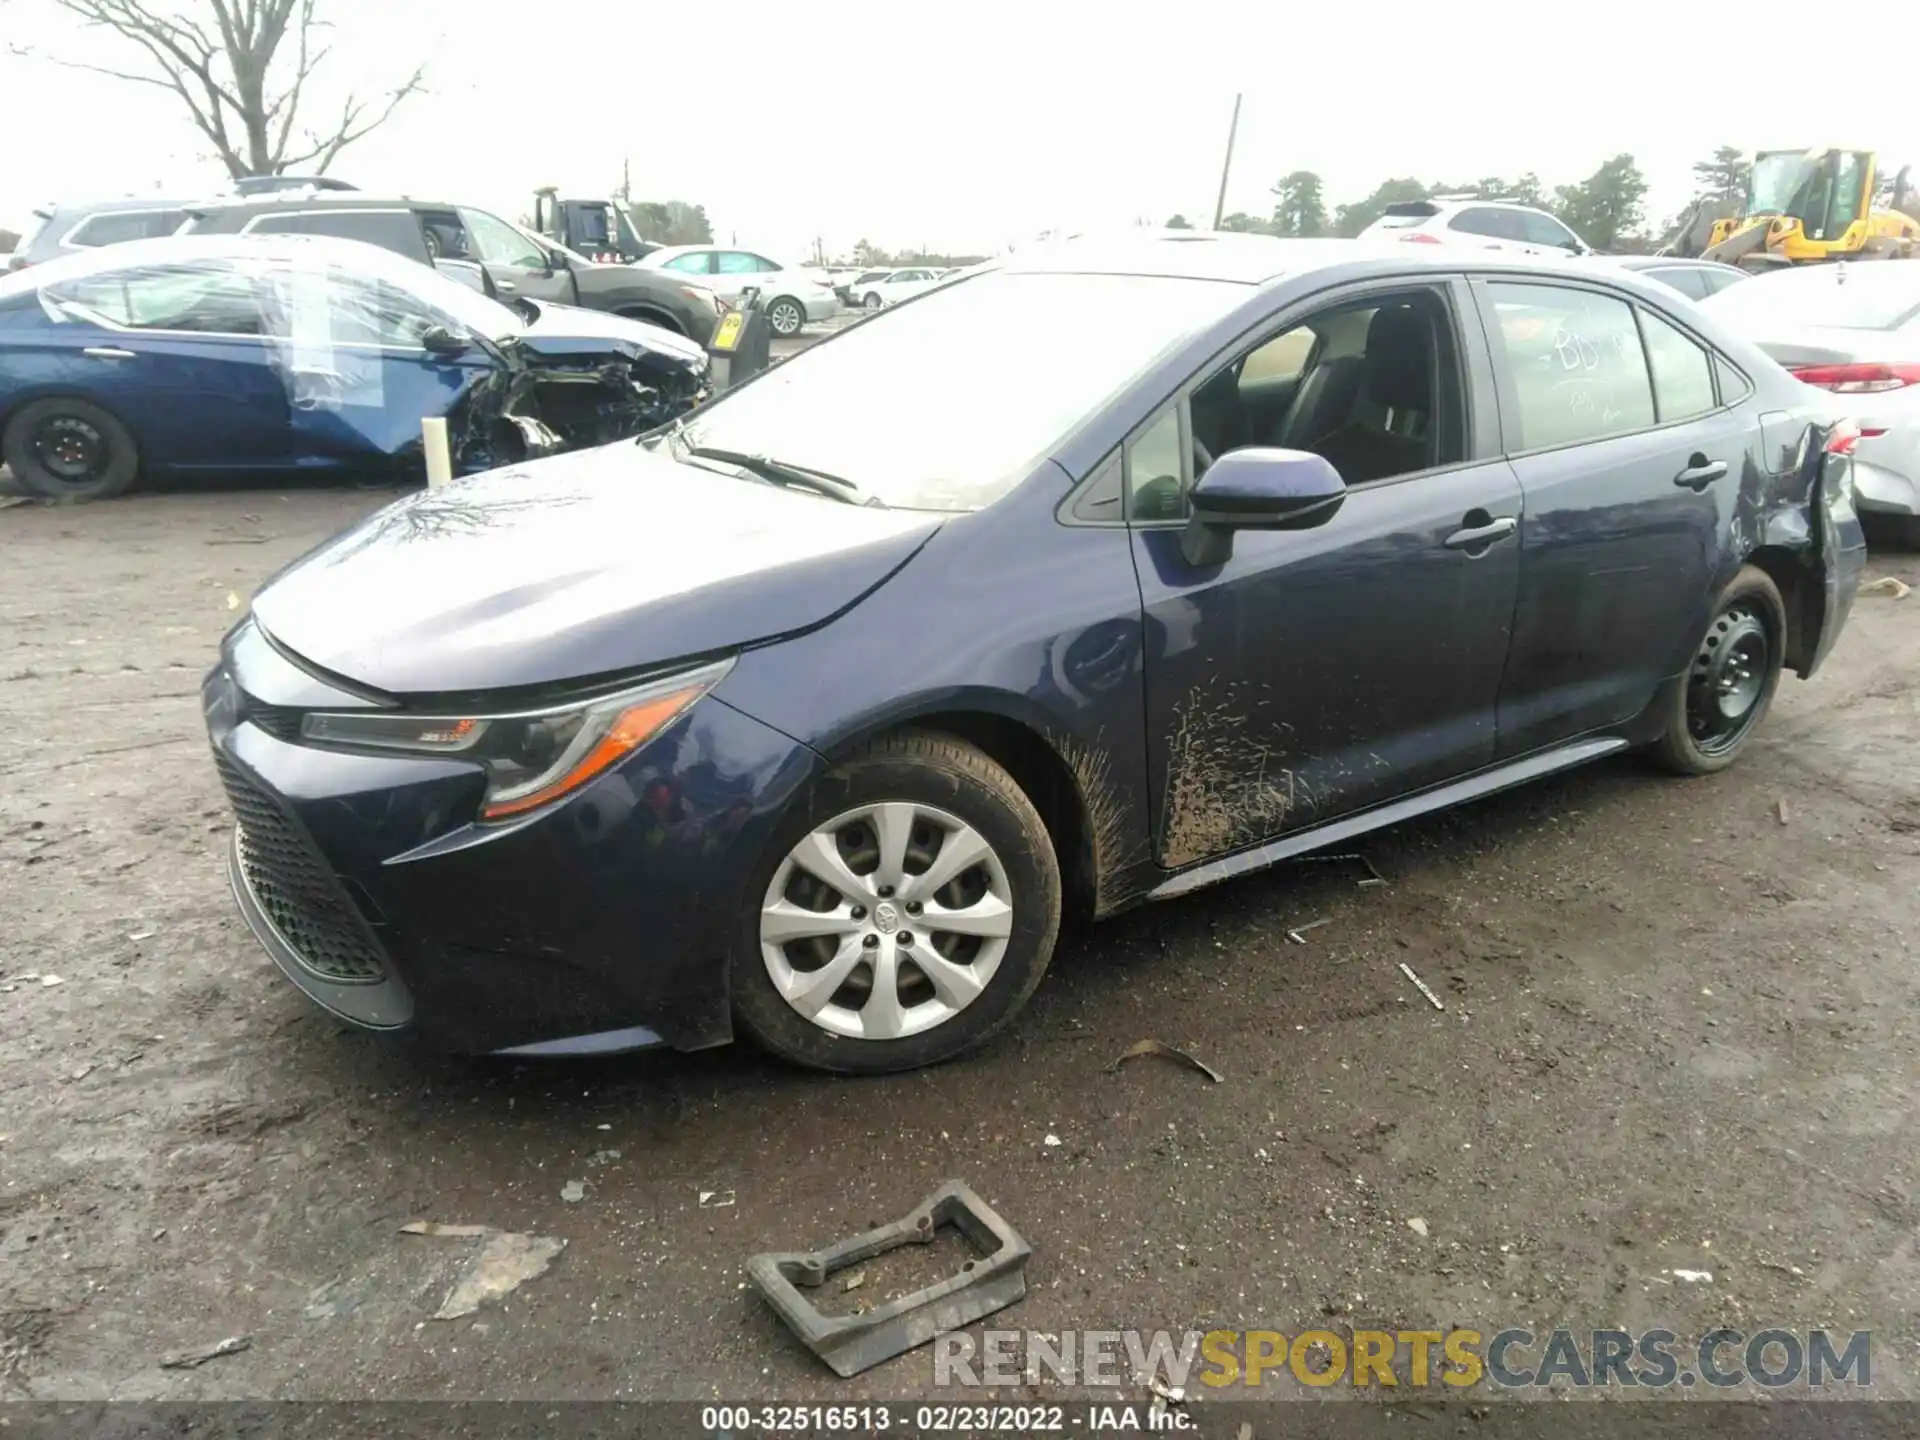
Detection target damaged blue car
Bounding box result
[0,233,708,500]
[204,234,1867,1074]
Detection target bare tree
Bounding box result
[22,0,423,178]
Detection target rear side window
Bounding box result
[67,210,186,247]
[47,261,267,335]
[1449,207,1513,239]
[1645,266,1709,300]
[244,209,427,260]
[1639,310,1717,421]
[1487,282,1655,450]
[1701,268,1746,296]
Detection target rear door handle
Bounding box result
[1675,458,1728,489]
[83,346,136,360]
[1444,516,1518,550]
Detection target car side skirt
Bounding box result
[1148,735,1631,902]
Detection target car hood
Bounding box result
[515,299,708,373]
[250,443,942,696]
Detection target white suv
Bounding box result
[1359,198,1591,256]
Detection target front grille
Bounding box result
[215,753,388,984]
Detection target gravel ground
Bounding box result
[1,468,1916,1418]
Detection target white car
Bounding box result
[854,266,946,309]
[636,245,840,337]
[1702,262,1920,543]
[1359,198,1591,256]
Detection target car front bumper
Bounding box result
[203,629,822,1056]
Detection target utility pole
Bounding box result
[1211,93,1243,230]
[619,157,631,203]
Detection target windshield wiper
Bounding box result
[682,445,869,506]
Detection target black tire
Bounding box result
[765,296,805,337]
[730,731,1061,1074]
[2,397,140,502]
[1649,564,1786,776]
[1873,513,1920,552]
[862,291,884,310]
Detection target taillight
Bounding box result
[1824,420,1861,457]
[1788,362,1920,393]
[1399,232,1442,244]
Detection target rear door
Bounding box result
[1475,276,1748,755]
[37,257,291,468]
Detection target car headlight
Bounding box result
[299,658,733,822]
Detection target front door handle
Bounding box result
[495,279,518,292]
[1675,457,1728,489]
[83,346,136,360]
[1444,515,1518,550]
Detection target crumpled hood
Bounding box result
[251,444,941,696]
[515,300,708,376]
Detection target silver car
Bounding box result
[1702,263,1920,544]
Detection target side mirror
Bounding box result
[545,248,569,271]
[421,324,472,357]
[1180,447,1346,567]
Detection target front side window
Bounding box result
[45,260,268,335]
[1518,211,1580,250]
[457,208,547,269]
[665,252,713,274]
[1487,282,1655,450]
[1640,310,1717,422]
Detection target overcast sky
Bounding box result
[3,0,1916,260]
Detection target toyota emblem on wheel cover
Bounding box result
[873,901,901,933]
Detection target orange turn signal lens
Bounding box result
[478,683,709,821]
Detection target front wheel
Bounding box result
[731,732,1061,1074]
[765,296,805,337]
[2,397,141,501]
[1649,564,1786,775]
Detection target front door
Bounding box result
[458,207,577,304]
[1474,278,1737,756]
[1130,278,1524,870]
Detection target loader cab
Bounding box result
[1741,149,1875,242]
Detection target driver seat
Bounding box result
[1310,305,1438,485]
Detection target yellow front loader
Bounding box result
[1687,149,1918,269]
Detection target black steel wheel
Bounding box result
[2,397,141,501]
[1650,564,1786,775]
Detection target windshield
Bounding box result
[1745,152,1819,216]
[673,271,1241,511]
[1703,266,1920,331]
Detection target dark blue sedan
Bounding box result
[203,234,1868,1073]
[0,234,706,500]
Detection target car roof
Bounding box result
[1612,255,1742,273]
[185,193,462,217]
[0,231,455,299]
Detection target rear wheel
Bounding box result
[731,732,1061,1074]
[1650,564,1786,775]
[862,291,884,310]
[765,296,805,337]
[2,397,140,501]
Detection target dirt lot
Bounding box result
[1,473,1916,1419]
